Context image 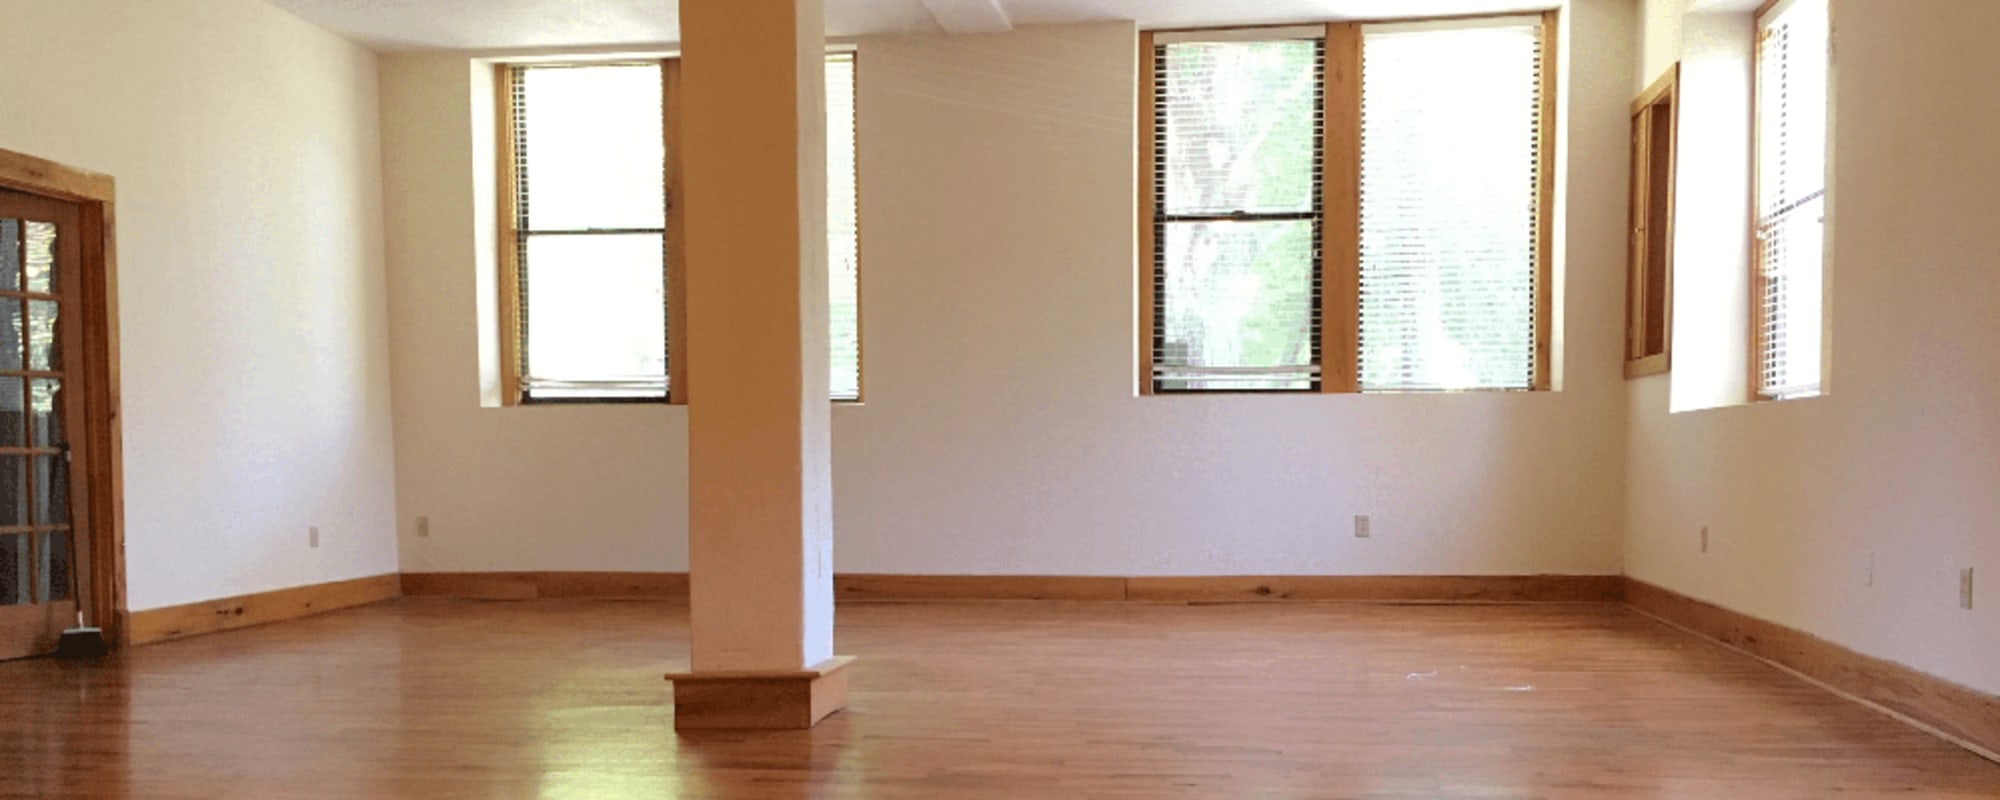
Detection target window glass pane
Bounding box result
[1759,196,1824,397]
[1358,21,1541,391]
[1756,0,1828,399]
[522,233,666,398]
[1158,39,1320,216]
[517,64,665,232]
[827,54,861,402]
[1158,219,1316,391]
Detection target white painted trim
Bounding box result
[1153,25,1327,45]
[1363,15,1542,35]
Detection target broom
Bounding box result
[53,525,106,660]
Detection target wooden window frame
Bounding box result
[1625,64,1678,380]
[497,55,860,407]
[1139,11,1557,396]
[0,147,126,649]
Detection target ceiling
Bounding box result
[262,0,1559,52]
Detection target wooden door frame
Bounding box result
[0,148,125,649]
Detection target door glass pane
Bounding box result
[0,220,19,292]
[34,455,66,526]
[0,300,21,372]
[0,534,25,605]
[35,530,67,602]
[27,299,58,371]
[0,379,21,449]
[30,378,62,450]
[0,456,25,528]
[24,221,54,294]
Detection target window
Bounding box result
[1144,30,1324,392]
[504,63,668,402]
[1140,15,1553,395]
[1357,19,1550,392]
[1754,0,1828,400]
[827,53,861,402]
[499,55,862,404]
[1626,65,1678,379]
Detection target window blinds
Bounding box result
[827,53,861,401]
[512,63,669,401]
[1151,34,1324,392]
[1356,20,1544,392]
[1756,0,1828,400]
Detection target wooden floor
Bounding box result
[2,600,1996,799]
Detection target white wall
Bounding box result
[1626,0,2000,695]
[384,2,1636,578]
[380,55,691,573]
[1664,5,1755,411]
[0,0,400,610]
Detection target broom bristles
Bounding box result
[55,626,108,660]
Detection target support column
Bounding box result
[664,0,848,730]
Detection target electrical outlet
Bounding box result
[309,526,320,549]
[1700,526,1709,554]
[416,516,430,538]
[1354,515,1371,539]
[1962,568,1975,610]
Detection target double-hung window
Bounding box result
[500,55,861,404]
[1145,29,1325,392]
[1754,0,1829,400]
[1141,15,1554,394]
[506,63,668,402]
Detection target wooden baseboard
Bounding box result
[664,655,855,730]
[1625,578,2000,762]
[127,573,401,646]
[836,574,1128,601]
[1126,574,1624,603]
[401,571,688,600]
[401,571,1622,604]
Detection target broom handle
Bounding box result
[62,441,89,627]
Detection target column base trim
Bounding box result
[665,655,855,730]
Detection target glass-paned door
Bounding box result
[0,189,89,660]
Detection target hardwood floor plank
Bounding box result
[2,599,1995,798]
